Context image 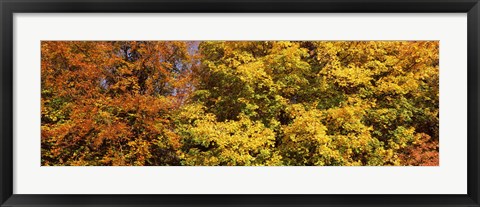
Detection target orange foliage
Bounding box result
[41,41,193,165]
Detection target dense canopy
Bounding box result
[41,41,439,166]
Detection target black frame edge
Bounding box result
[0,0,13,206]
[2,194,480,207]
[1,0,480,207]
[468,1,480,205]
[0,0,478,13]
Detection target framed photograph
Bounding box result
[1,0,479,206]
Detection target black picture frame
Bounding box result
[1,0,479,206]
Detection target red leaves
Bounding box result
[399,133,439,166]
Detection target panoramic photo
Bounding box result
[41,41,439,166]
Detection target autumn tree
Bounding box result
[186,41,439,166]
[41,41,193,165]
